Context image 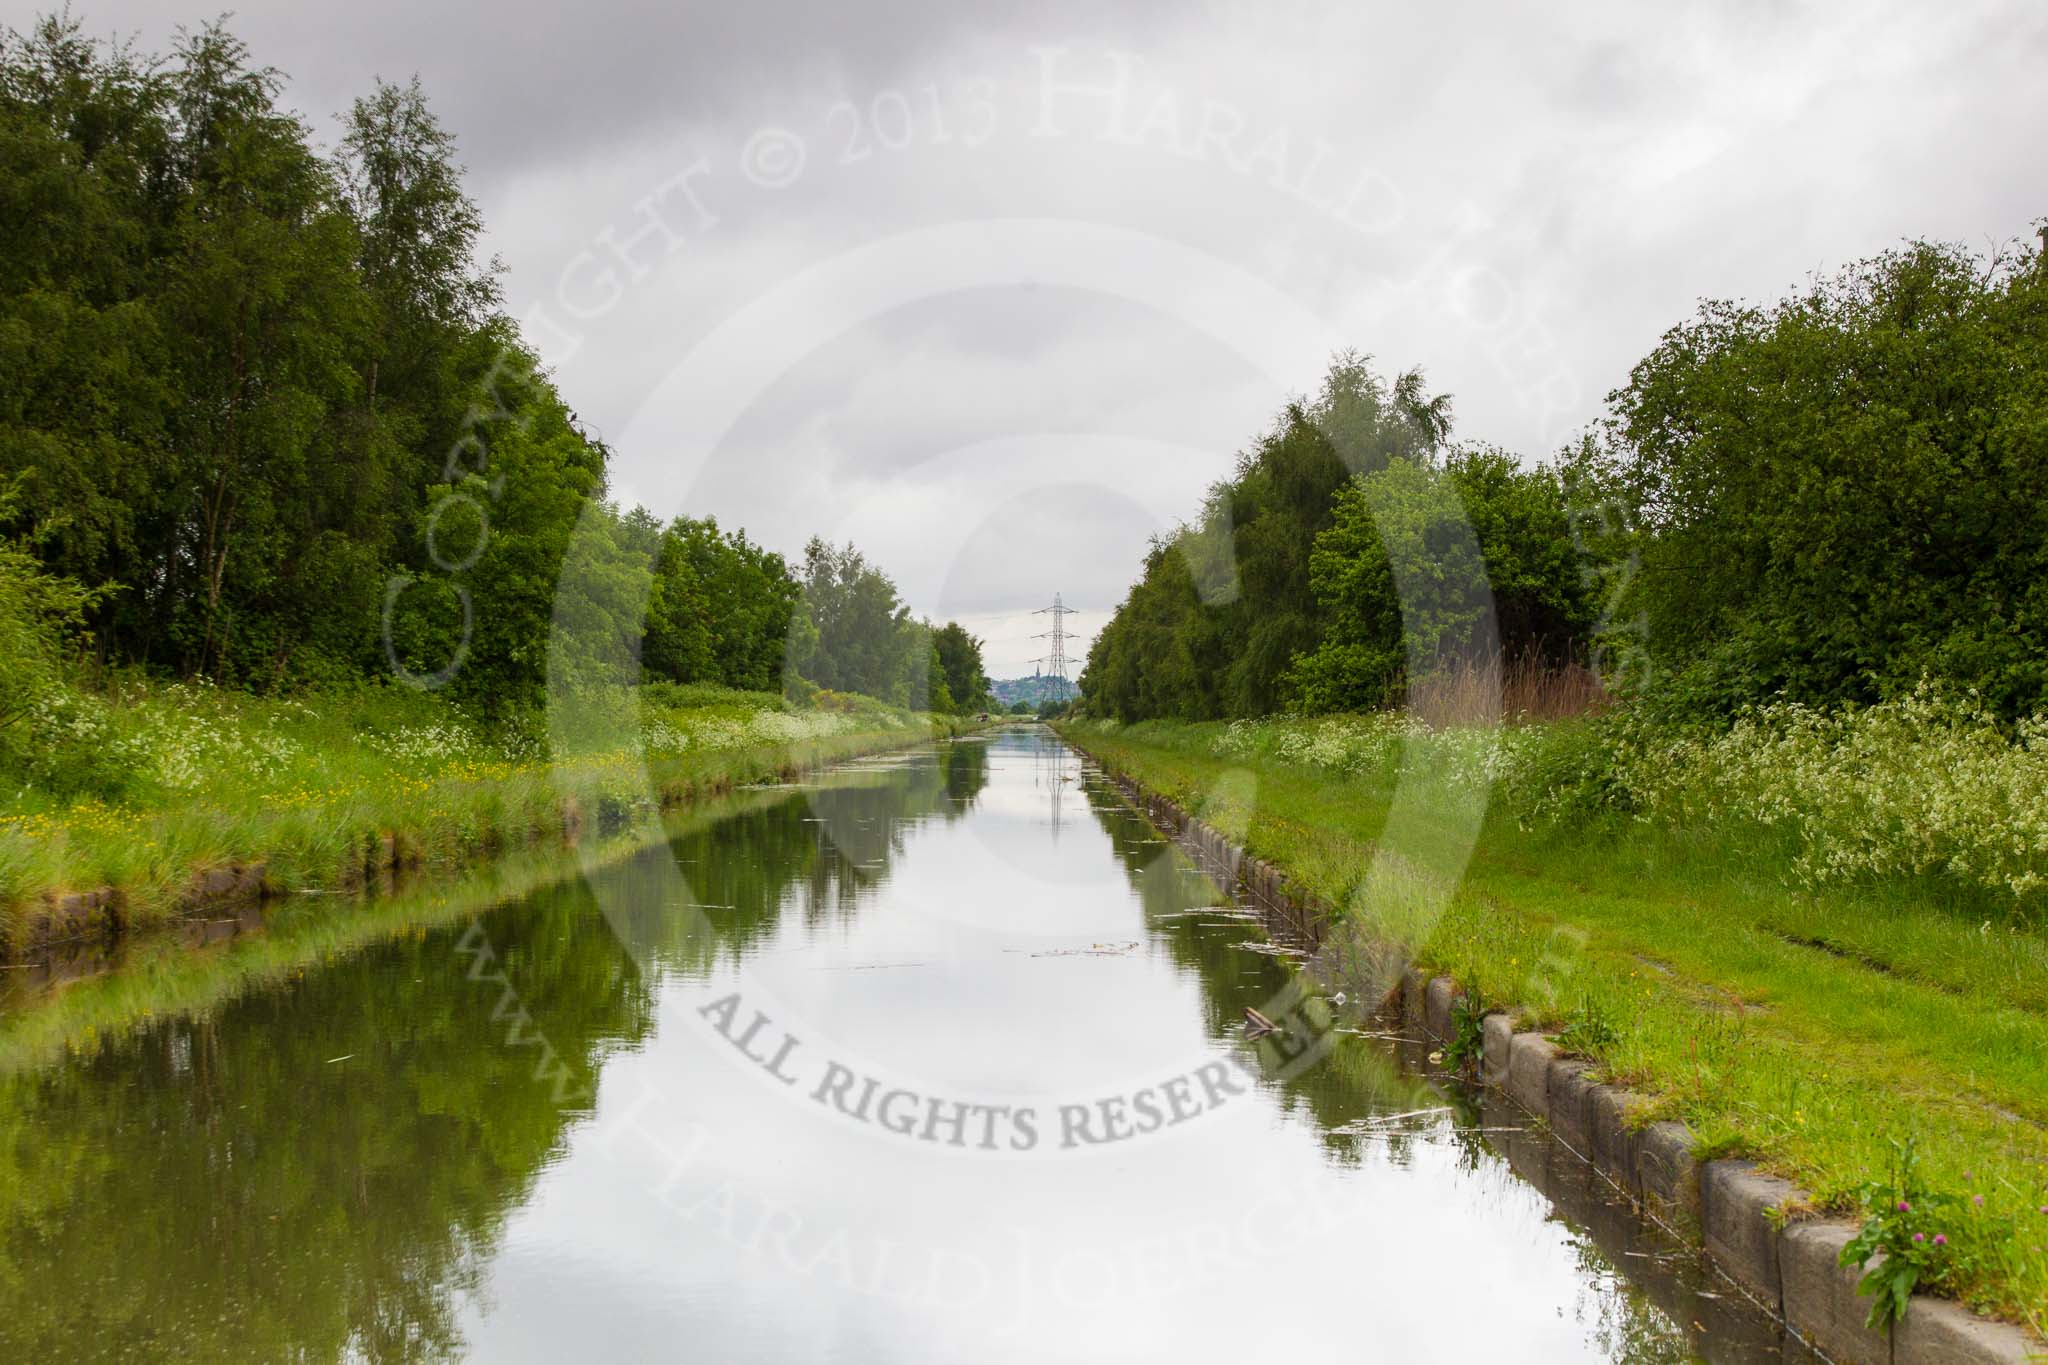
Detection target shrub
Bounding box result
[1503,683,2048,910]
[0,484,128,796]
[1179,683,2048,914]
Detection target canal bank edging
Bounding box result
[1091,759,2044,1365]
[4,726,984,967]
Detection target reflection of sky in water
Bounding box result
[0,730,1797,1362]
[449,730,1740,1363]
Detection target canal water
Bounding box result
[0,728,1807,1362]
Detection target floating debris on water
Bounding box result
[1234,941,1308,958]
[1328,1106,1453,1135]
[1028,941,1141,958]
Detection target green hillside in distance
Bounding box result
[989,676,1078,707]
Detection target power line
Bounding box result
[1031,593,1079,703]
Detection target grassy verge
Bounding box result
[0,775,828,1073]
[1,679,976,952]
[1061,717,2048,1333]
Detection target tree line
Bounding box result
[1083,229,2048,724]
[1082,355,1592,720]
[0,15,992,737]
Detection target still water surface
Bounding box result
[0,729,1804,1362]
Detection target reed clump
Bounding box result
[1405,655,1609,728]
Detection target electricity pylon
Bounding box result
[1032,593,1079,703]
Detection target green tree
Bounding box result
[921,637,955,714]
[791,538,925,703]
[0,16,657,712]
[1080,353,1463,721]
[151,22,371,680]
[1590,231,2048,717]
[0,16,173,664]
[1081,537,1218,721]
[387,332,627,711]
[1285,447,1594,711]
[338,75,500,395]
[329,75,504,679]
[931,621,990,713]
[644,516,801,692]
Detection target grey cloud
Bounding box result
[21,0,2048,665]
[50,0,1193,183]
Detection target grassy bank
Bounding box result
[1,680,973,953]
[1060,714,2048,1333]
[0,771,836,1071]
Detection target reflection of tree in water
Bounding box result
[1072,766,1435,1162]
[1572,1237,1696,1364]
[1074,760,1713,1365]
[600,741,990,979]
[0,740,991,1363]
[938,737,989,811]
[0,879,651,1363]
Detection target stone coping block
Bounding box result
[1893,1296,2047,1365]
[1547,1059,1598,1158]
[1702,1160,1804,1313]
[1782,1220,1893,1365]
[1586,1086,1646,1197]
[1481,1013,1514,1085]
[1636,1121,1700,1221]
[1506,1032,1560,1116]
[1424,976,1459,1042]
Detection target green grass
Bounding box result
[1,679,978,949]
[0,778,819,1075]
[1061,717,2048,1334]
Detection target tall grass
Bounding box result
[1135,682,2048,920]
[0,679,967,949]
[1493,683,2048,914]
[1405,655,1608,727]
[0,778,826,1071]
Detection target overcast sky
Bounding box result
[31,0,2048,677]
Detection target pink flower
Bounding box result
[1913,1232,1926,1243]
[1973,1195,1985,1208]
[1933,1234,1948,1247]
[1898,1200,1912,1213]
